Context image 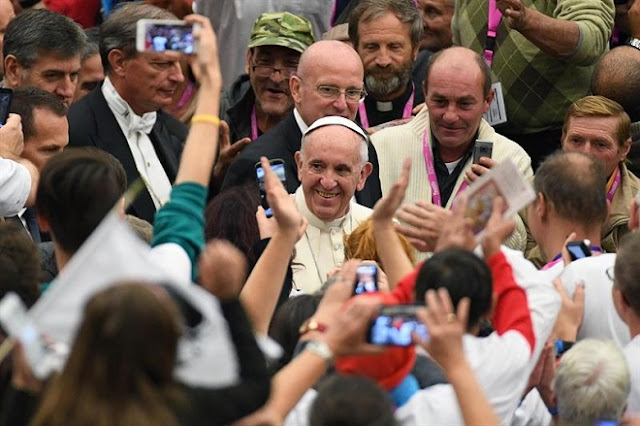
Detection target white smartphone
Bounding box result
[135,19,200,54]
[0,293,54,379]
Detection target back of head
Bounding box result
[9,87,67,140]
[36,147,127,255]
[82,27,101,63]
[204,184,260,266]
[348,0,423,50]
[32,282,182,426]
[268,294,322,371]
[0,222,40,307]
[554,339,630,426]
[310,375,396,426]
[614,231,640,316]
[591,46,640,122]
[534,151,607,230]
[415,248,492,330]
[562,95,631,147]
[3,9,86,68]
[344,218,415,264]
[100,3,175,74]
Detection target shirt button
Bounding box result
[334,244,340,250]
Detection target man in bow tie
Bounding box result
[67,3,188,224]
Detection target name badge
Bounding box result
[483,82,507,126]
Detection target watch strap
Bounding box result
[305,340,334,364]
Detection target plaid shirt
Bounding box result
[453,0,614,135]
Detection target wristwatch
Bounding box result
[298,318,327,336]
[305,340,334,364]
[628,38,640,51]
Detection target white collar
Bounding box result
[293,108,308,135]
[102,76,157,135]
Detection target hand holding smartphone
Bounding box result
[472,140,493,164]
[565,240,592,261]
[136,19,200,54]
[0,88,13,127]
[255,159,286,218]
[367,305,428,346]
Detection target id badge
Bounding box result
[483,82,507,126]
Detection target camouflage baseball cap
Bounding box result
[248,12,315,54]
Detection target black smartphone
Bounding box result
[353,264,379,296]
[566,240,592,261]
[255,159,286,218]
[367,305,428,346]
[0,88,13,126]
[472,140,493,164]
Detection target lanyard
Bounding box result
[484,0,503,67]
[250,105,259,141]
[606,165,622,203]
[541,246,603,270]
[358,83,415,129]
[421,129,468,207]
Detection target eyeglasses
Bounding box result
[251,63,297,79]
[314,85,367,103]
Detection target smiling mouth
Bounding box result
[316,189,338,199]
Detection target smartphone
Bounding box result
[472,140,493,164]
[255,159,286,218]
[0,88,13,126]
[566,240,592,261]
[136,19,199,54]
[367,305,429,346]
[0,293,53,379]
[353,264,379,296]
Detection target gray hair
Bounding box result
[81,27,101,63]
[554,339,630,426]
[300,127,369,165]
[99,3,176,74]
[348,0,423,51]
[3,9,86,69]
[614,231,640,316]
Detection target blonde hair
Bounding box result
[562,95,631,148]
[344,218,415,264]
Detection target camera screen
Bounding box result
[369,310,428,346]
[144,23,196,54]
[354,264,378,295]
[256,163,286,217]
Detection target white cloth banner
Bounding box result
[29,212,240,387]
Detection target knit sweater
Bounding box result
[371,107,533,252]
[452,0,614,135]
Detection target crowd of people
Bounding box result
[1,0,640,425]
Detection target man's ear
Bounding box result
[107,49,128,78]
[245,49,252,75]
[290,75,303,106]
[3,55,23,87]
[295,150,304,181]
[482,88,495,114]
[357,161,373,191]
[620,137,632,161]
[536,192,548,221]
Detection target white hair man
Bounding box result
[293,116,373,293]
[554,339,630,425]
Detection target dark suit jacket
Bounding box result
[221,113,382,208]
[67,85,187,224]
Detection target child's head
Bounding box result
[415,248,493,332]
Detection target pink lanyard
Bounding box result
[422,129,468,207]
[250,105,259,141]
[484,0,503,67]
[358,83,415,130]
[606,166,622,203]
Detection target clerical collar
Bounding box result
[376,101,393,112]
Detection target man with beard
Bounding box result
[220,12,315,144]
[348,0,424,130]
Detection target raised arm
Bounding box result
[240,156,307,334]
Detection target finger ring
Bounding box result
[447,313,457,323]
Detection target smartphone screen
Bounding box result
[566,241,592,261]
[136,19,198,54]
[353,264,379,295]
[255,159,286,218]
[368,305,428,346]
[0,88,13,126]
[472,140,493,164]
